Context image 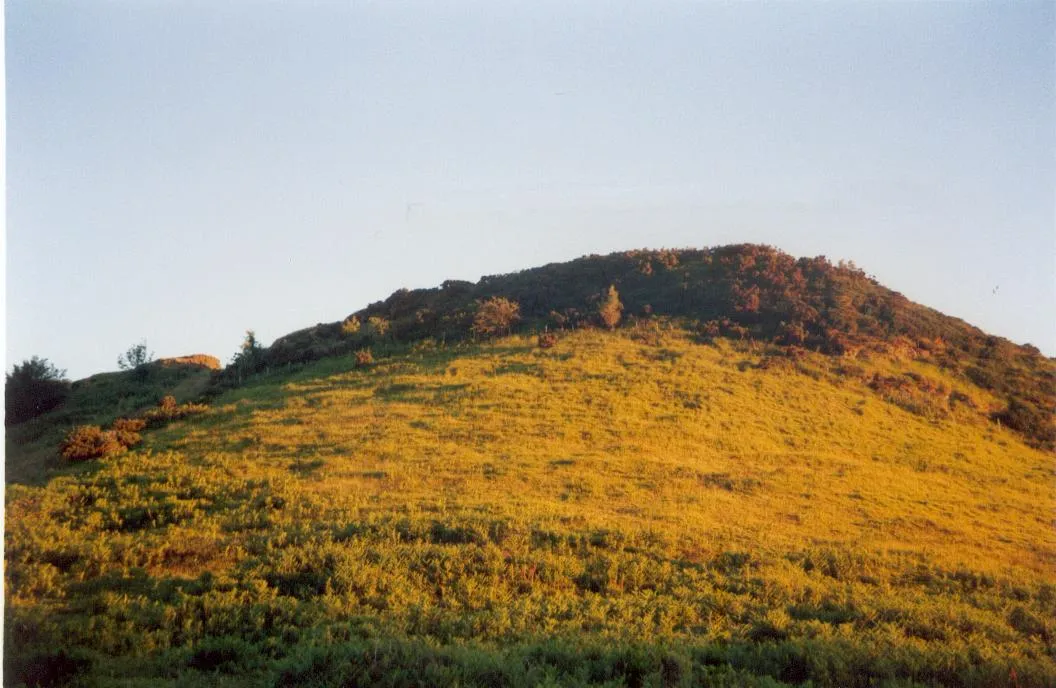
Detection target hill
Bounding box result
[5,245,1055,686]
[265,245,1052,450]
[4,355,218,484]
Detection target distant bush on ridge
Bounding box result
[473,297,521,338]
[5,357,70,425]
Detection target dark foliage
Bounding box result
[117,341,154,372]
[246,245,1052,448]
[993,400,1055,449]
[213,330,269,390]
[8,649,91,688]
[5,357,70,425]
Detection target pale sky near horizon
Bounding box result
[6,1,1055,380]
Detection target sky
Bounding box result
[6,1,1055,380]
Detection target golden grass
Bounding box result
[6,327,1054,686]
[151,330,1053,578]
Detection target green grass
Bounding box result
[5,362,214,485]
[5,328,1054,686]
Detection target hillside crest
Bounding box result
[256,244,1053,450]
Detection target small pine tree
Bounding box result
[598,286,623,330]
[230,330,265,384]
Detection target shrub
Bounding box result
[598,286,623,330]
[60,425,124,461]
[948,390,976,409]
[341,316,362,336]
[965,366,998,391]
[365,316,391,338]
[473,297,520,338]
[142,396,208,426]
[229,330,266,383]
[777,321,808,346]
[111,418,147,448]
[5,356,70,425]
[993,399,1055,449]
[355,349,374,367]
[697,320,722,344]
[187,636,262,674]
[12,650,91,688]
[538,332,558,349]
[117,341,154,371]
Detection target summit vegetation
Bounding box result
[265,245,1052,450]
[4,245,1054,687]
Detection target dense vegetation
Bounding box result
[5,357,70,426]
[263,245,1054,449]
[6,328,1054,686]
[5,356,218,484]
[5,245,1054,686]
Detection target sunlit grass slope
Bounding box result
[6,328,1054,687]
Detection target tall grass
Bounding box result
[5,329,1054,686]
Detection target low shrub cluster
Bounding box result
[867,372,951,420]
[537,332,558,349]
[993,399,1055,449]
[60,416,150,462]
[141,395,208,427]
[110,417,146,447]
[59,425,125,461]
[58,396,207,462]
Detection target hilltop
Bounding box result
[265,245,1054,450]
[4,245,1055,687]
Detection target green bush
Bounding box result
[5,356,70,425]
[117,341,154,371]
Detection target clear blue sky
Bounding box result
[7,1,1055,379]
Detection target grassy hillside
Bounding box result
[6,327,1054,687]
[5,357,218,485]
[263,246,1055,451]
